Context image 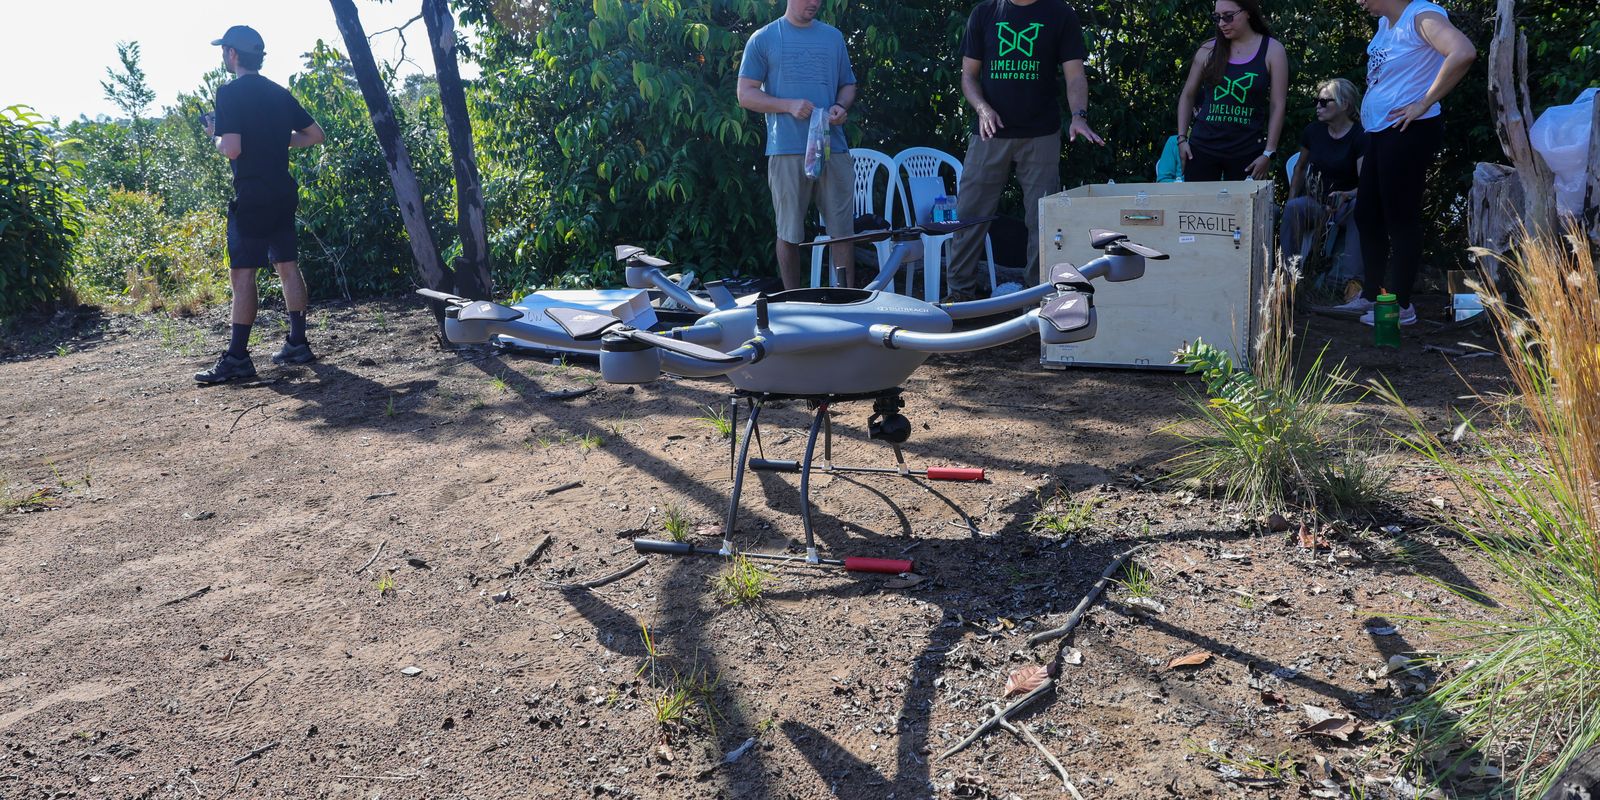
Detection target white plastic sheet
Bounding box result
[1530,87,1597,216]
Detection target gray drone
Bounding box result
[419,222,1167,575]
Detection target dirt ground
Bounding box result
[0,295,1515,799]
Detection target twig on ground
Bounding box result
[159,586,212,608]
[226,402,269,437]
[1018,721,1084,800]
[545,557,647,590]
[231,741,279,766]
[523,534,553,566]
[223,766,242,796]
[1027,545,1148,647]
[545,480,583,495]
[1422,343,1468,357]
[354,540,387,575]
[540,387,596,401]
[226,669,272,719]
[333,773,419,781]
[940,679,1055,759]
[364,491,397,500]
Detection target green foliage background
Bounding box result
[2,0,1595,318]
[0,107,82,320]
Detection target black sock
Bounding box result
[228,323,252,358]
[288,311,307,345]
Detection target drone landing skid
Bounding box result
[630,388,985,577]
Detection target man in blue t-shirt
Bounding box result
[946,0,1104,302]
[737,0,858,290]
[195,25,325,384]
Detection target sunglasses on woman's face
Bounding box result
[1210,10,1242,23]
[1315,98,1337,107]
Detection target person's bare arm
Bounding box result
[738,77,813,119]
[1062,59,1104,145]
[1176,43,1211,162]
[827,84,857,125]
[1387,11,1476,130]
[216,133,242,160]
[961,56,1002,139]
[290,123,325,148]
[1247,39,1290,180]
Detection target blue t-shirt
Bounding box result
[738,18,855,156]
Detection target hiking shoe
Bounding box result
[271,339,316,365]
[940,289,980,305]
[194,352,256,384]
[1360,304,1418,326]
[1314,296,1376,318]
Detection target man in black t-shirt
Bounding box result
[195,25,325,384]
[944,0,1103,302]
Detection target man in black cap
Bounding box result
[195,25,326,384]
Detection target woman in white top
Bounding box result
[1325,0,1475,327]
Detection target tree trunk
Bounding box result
[422,0,493,299]
[328,0,451,295]
[1487,0,1556,239]
[1469,162,1523,282]
[1587,97,1600,246]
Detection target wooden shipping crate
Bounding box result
[1038,180,1273,370]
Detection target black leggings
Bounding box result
[1183,146,1257,182]
[1356,117,1442,308]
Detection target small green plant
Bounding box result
[1315,445,1391,514]
[490,370,511,393]
[662,504,691,542]
[1114,560,1158,599]
[373,307,389,332]
[54,344,68,357]
[1187,740,1300,783]
[577,431,604,452]
[694,404,733,439]
[716,554,767,606]
[383,395,398,418]
[1028,490,1098,536]
[651,684,698,728]
[373,572,396,595]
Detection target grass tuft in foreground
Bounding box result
[715,554,767,606]
[1378,225,1600,797]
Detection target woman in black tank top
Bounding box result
[1175,0,1289,181]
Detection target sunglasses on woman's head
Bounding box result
[1210,10,1241,23]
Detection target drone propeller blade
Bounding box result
[415,288,470,305]
[613,244,671,268]
[545,307,623,341]
[1090,229,1129,250]
[626,329,742,364]
[800,228,894,247]
[1114,240,1170,260]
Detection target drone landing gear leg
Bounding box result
[719,399,764,557]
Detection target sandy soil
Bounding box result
[0,297,1513,799]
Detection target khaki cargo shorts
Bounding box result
[768,152,855,245]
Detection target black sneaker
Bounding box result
[271,339,316,365]
[194,352,257,384]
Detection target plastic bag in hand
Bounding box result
[803,107,830,180]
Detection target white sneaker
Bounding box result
[1324,296,1375,315]
[1359,304,1417,326]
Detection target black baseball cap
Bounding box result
[211,25,265,55]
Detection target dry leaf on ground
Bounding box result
[1003,664,1050,697]
[883,572,925,590]
[1167,650,1213,669]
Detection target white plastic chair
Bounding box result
[809,148,898,288]
[1285,152,1301,184]
[891,147,997,302]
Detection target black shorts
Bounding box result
[226,197,298,269]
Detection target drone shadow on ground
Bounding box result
[453,349,1489,797]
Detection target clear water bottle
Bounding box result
[945,194,959,223]
[932,195,951,224]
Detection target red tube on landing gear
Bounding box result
[842,557,914,574]
[925,467,985,481]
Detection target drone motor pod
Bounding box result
[598,331,662,383]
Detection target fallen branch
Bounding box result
[353,540,387,576]
[523,534,553,566]
[231,741,280,766]
[540,387,596,401]
[226,402,269,437]
[159,586,212,608]
[226,669,272,720]
[1027,545,1147,647]
[1018,720,1085,800]
[223,766,242,797]
[332,773,419,781]
[545,480,583,496]
[364,491,397,500]
[546,557,647,590]
[940,678,1054,759]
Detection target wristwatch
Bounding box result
[1262,149,1277,158]
[1071,109,1089,120]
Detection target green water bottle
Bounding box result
[1373,293,1400,348]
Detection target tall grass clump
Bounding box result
[1165,259,1369,513]
[1377,226,1600,797]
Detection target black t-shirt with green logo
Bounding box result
[1188,37,1273,160]
[960,0,1089,139]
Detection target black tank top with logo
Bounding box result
[1189,37,1272,160]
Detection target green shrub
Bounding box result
[73,189,227,315]
[0,105,83,319]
